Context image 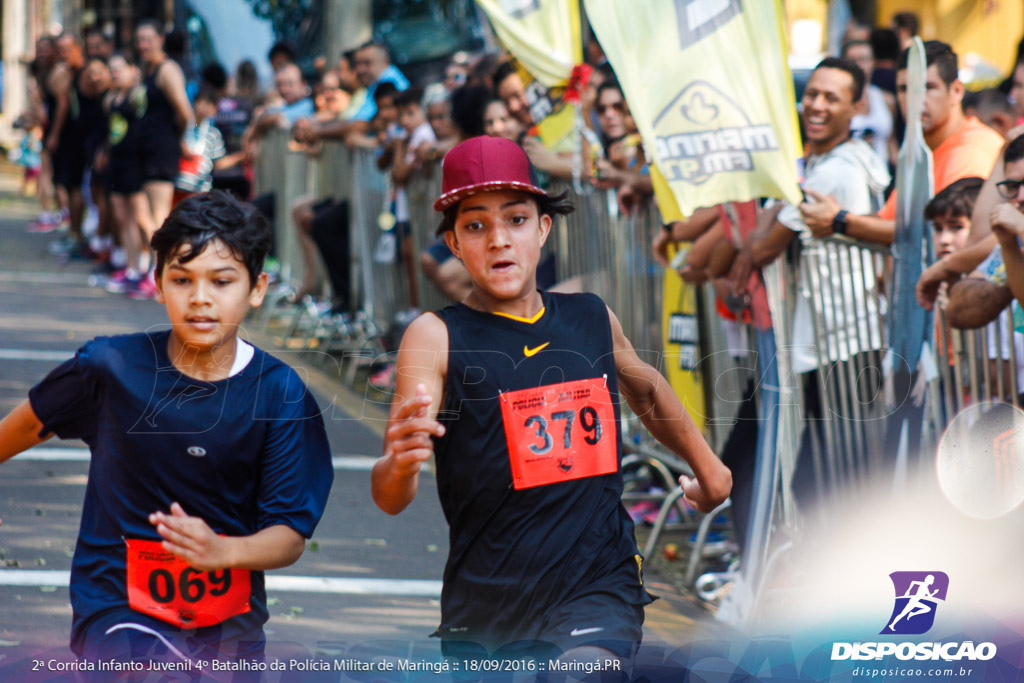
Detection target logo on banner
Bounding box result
[881,571,949,635]
[653,81,779,186]
[674,0,743,50]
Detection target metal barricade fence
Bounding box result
[404,166,449,314]
[800,236,890,491]
[252,137,1024,623]
[938,307,1022,410]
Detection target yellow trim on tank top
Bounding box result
[492,306,546,324]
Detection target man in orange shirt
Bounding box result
[800,41,1003,243]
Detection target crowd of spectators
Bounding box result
[13,13,1024,512]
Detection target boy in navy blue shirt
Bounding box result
[0,190,333,671]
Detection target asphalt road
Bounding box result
[0,172,723,680]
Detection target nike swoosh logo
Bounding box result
[523,342,550,358]
[570,627,605,637]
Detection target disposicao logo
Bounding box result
[831,571,997,662]
[881,571,948,635]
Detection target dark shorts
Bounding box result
[75,608,265,682]
[52,143,85,190]
[141,136,181,183]
[440,592,645,661]
[106,151,143,195]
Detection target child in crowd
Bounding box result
[372,136,731,667]
[392,86,437,309]
[174,89,227,204]
[0,191,334,674]
[928,176,1023,402]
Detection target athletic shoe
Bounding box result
[369,362,396,390]
[48,236,82,256]
[103,270,133,293]
[126,272,158,300]
[28,210,61,230]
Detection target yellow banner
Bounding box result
[584,0,803,220]
[475,0,582,87]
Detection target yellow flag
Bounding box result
[584,0,803,220]
[475,0,582,87]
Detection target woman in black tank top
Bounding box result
[102,53,150,286]
[134,20,194,247]
[372,137,732,665]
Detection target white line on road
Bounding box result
[18,447,377,470]
[0,349,75,361]
[0,570,442,596]
[0,272,89,285]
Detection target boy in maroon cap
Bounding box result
[371,136,731,667]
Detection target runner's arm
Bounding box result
[607,307,731,512]
[0,399,51,465]
[0,400,53,526]
[150,502,305,571]
[372,313,448,515]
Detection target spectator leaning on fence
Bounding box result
[983,135,1024,319]
[246,63,313,140]
[800,41,1004,246]
[739,57,890,510]
[295,41,409,147]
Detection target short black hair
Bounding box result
[450,84,492,138]
[897,40,958,87]
[870,28,900,62]
[492,61,519,95]
[135,19,163,37]
[269,40,297,64]
[194,88,218,105]
[814,57,866,102]
[151,190,272,288]
[596,79,624,101]
[963,89,1014,117]
[893,12,919,36]
[358,40,390,62]
[373,81,399,104]
[841,39,872,57]
[924,177,983,221]
[1006,133,1024,166]
[394,86,424,109]
[201,62,227,90]
[436,188,575,236]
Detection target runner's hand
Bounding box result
[385,384,444,479]
[150,502,231,571]
[678,474,729,514]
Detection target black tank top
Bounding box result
[138,60,178,141]
[108,86,145,156]
[431,291,650,648]
[71,75,108,153]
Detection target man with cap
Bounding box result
[371,136,731,667]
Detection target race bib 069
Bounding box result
[500,377,618,489]
[125,538,251,629]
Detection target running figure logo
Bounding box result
[881,571,949,635]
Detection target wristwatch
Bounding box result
[832,209,849,235]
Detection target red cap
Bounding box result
[433,136,547,212]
